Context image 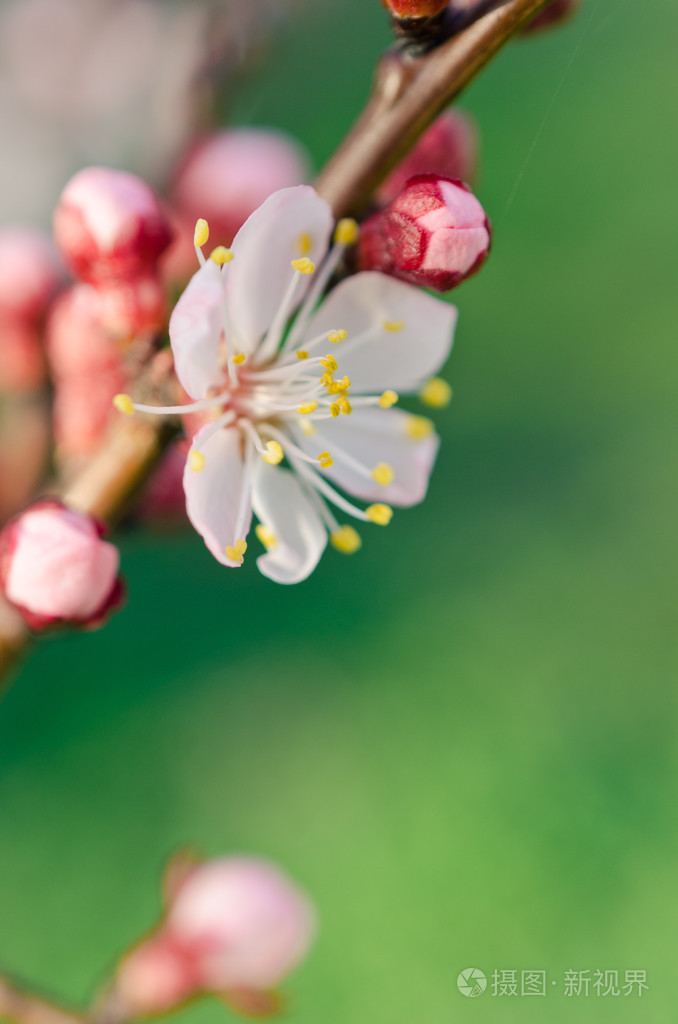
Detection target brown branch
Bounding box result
[0,0,548,692]
[0,975,84,1024]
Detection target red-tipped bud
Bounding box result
[0,228,63,324]
[0,499,123,631]
[166,129,309,283]
[383,0,449,16]
[53,167,173,283]
[522,0,581,33]
[377,111,478,205]
[358,174,491,292]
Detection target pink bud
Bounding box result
[0,319,46,393]
[166,129,309,282]
[52,369,128,460]
[115,934,200,1017]
[0,499,123,631]
[53,167,174,283]
[0,228,63,323]
[382,0,449,16]
[167,857,315,992]
[46,285,125,378]
[522,0,581,32]
[358,174,491,292]
[377,111,478,205]
[95,274,166,340]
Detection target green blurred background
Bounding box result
[2,0,677,1021]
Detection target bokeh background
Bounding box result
[1,1,677,1022]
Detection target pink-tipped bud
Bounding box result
[383,0,449,16]
[358,174,491,292]
[0,499,123,631]
[377,111,478,205]
[95,274,166,340]
[115,934,201,1017]
[166,129,309,282]
[0,228,63,324]
[0,320,46,393]
[523,0,581,32]
[53,168,173,283]
[168,857,315,992]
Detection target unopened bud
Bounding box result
[0,499,123,631]
[377,111,478,205]
[0,228,63,324]
[522,0,581,33]
[358,174,491,292]
[95,274,166,340]
[382,0,449,17]
[115,934,200,1017]
[54,167,173,283]
[0,320,46,393]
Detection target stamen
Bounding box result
[334,218,359,246]
[296,350,309,360]
[320,354,338,372]
[114,390,232,417]
[291,257,315,275]
[406,415,435,439]
[188,450,206,473]
[329,329,347,345]
[330,525,362,554]
[379,390,399,408]
[262,440,284,465]
[419,377,452,408]
[383,319,404,332]
[232,353,246,365]
[194,219,209,247]
[255,524,278,550]
[225,538,248,563]
[211,246,234,265]
[297,233,312,255]
[298,401,318,414]
[113,394,135,416]
[371,463,394,486]
[287,453,374,522]
[317,451,334,469]
[366,504,393,525]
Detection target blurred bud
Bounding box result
[114,856,315,1017]
[166,129,309,282]
[0,398,51,525]
[0,499,123,631]
[523,0,581,32]
[0,320,46,393]
[95,274,166,340]
[358,174,491,292]
[382,0,449,16]
[136,444,189,525]
[46,285,125,378]
[377,111,478,205]
[54,167,173,283]
[0,228,63,324]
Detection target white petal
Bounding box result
[169,260,225,399]
[303,271,457,393]
[251,461,327,584]
[290,407,439,507]
[183,425,252,567]
[225,186,333,354]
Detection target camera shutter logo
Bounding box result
[457,968,487,998]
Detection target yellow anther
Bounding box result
[320,354,338,372]
[320,371,335,389]
[317,451,334,469]
[419,377,452,408]
[225,539,248,562]
[406,415,435,440]
[194,218,209,248]
[379,390,399,408]
[366,504,393,526]
[330,525,362,554]
[383,319,405,332]
[297,232,312,255]
[262,440,284,465]
[297,401,318,414]
[328,329,347,344]
[328,375,351,394]
[296,350,309,360]
[300,419,316,436]
[330,402,341,418]
[291,257,315,275]
[232,352,246,365]
[113,393,135,416]
[338,396,352,415]
[255,524,278,550]
[210,246,234,265]
[188,449,206,473]
[334,218,359,246]
[372,462,394,486]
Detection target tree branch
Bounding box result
[0,975,83,1024]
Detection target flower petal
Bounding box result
[183,425,252,567]
[290,407,440,507]
[225,186,333,355]
[251,462,327,584]
[303,271,457,393]
[169,260,225,399]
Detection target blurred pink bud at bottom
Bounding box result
[165,128,309,283]
[0,499,123,630]
[377,110,478,205]
[359,174,491,292]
